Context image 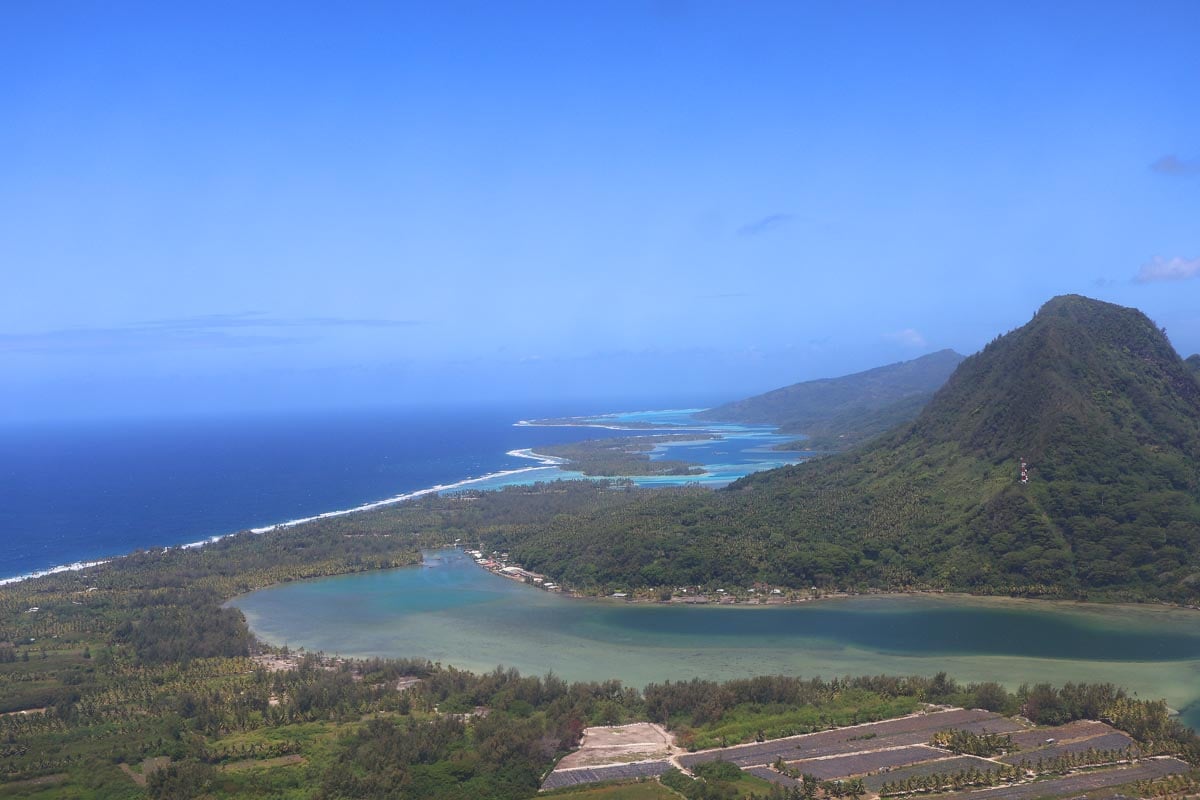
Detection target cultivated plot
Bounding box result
[999,732,1136,765]
[927,757,1188,800]
[863,756,998,792]
[542,761,673,790]
[788,745,947,780]
[1008,720,1115,749]
[680,709,1018,769]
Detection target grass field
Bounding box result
[543,780,680,799]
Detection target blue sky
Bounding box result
[3,1,1199,420]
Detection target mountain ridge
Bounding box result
[696,348,964,450]
[495,295,1200,603]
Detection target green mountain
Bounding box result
[495,296,1200,602]
[1187,353,1200,378]
[696,349,964,450]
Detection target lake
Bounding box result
[232,549,1200,729]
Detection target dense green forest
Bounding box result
[535,434,716,476]
[489,297,1200,602]
[2,553,1196,800]
[4,294,1200,797]
[4,473,1198,797]
[2,506,1200,796]
[696,350,963,451]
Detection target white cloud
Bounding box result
[884,328,927,347]
[737,213,794,237]
[1135,256,1200,283]
[1150,155,1200,177]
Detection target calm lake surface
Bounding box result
[233,549,1200,729]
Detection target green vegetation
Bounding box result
[772,393,933,452]
[929,728,1014,756]
[490,297,1200,604]
[4,294,1200,796]
[543,781,679,799]
[644,678,924,750]
[536,434,716,477]
[1135,770,1200,797]
[878,764,1020,797]
[661,762,774,800]
[697,349,964,450]
[4,490,1198,799]
[3,565,1199,800]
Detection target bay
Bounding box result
[0,406,799,580]
[232,548,1200,730]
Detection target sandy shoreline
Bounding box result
[0,449,568,587]
[463,549,1200,618]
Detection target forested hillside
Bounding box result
[494,296,1200,602]
[696,349,963,450]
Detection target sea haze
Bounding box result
[0,405,801,580]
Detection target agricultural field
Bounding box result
[542,762,674,791]
[542,779,680,799]
[863,756,997,792]
[999,732,1137,765]
[679,709,1019,769]
[545,709,1195,800]
[930,758,1189,800]
[1008,720,1114,749]
[787,745,946,780]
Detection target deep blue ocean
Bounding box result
[0,404,799,581]
[0,405,614,580]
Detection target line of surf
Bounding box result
[0,559,113,587]
[1,410,745,586]
[0,449,570,586]
[228,448,567,537]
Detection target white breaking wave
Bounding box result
[237,448,567,534]
[0,449,570,586]
[0,559,112,587]
[1,409,751,587]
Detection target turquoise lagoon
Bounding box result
[467,409,807,492]
[233,549,1200,730]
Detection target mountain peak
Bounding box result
[911,294,1198,464]
[505,296,1200,602]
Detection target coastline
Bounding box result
[514,408,707,431]
[2,408,780,588]
[2,408,798,587]
[464,549,1200,617]
[0,448,569,587]
[0,557,113,588]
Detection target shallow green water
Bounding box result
[232,549,1200,729]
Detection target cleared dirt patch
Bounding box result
[0,707,46,717]
[1009,720,1115,749]
[118,757,170,787]
[556,722,676,770]
[0,773,67,789]
[221,754,306,772]
[999,732,1136,765]
[251,653,302,672]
